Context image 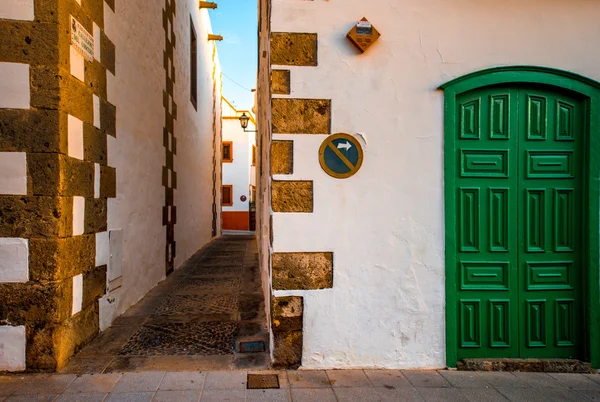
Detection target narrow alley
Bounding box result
[60,235,268,374]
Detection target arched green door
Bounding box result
[450,84,585,360]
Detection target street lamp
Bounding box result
[238,113,257,132]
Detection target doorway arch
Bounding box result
[441,66,600,368]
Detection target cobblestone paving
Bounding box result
[118,321,238,356]
[188,265,243,277]
[59,233,269,373]
[172,278,242,295]
[153,294,239,316]
[2,369,600,401]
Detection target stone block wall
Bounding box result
[268,30,334,367]
[0,0,116,371]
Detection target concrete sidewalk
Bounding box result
[1,369,600,401]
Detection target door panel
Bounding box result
[455,87,519,358]
[518,87,583,358]
[453,86,583,359]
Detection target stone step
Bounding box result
[457,358,593,373]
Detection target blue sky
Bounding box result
[210,1,258,111]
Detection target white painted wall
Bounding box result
[222,110,256,212]
[0,238,29,283]
[0,63,30,109]
[67,115,84,160]
[0,152,27,195]
[271,0,600,369]
[72,196,85,236]
[0,0,34,21]
[173,0,222,267]
[0,326,26,372]
[99,0,221,328]
[72,274,83,316]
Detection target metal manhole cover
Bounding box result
[247,374,280,389]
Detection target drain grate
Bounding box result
[247,374,280,389]
[239,341,266,353]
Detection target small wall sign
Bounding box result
[70,16,94,62]
[240,195,247,202]
[319,133,364,179]
[347,17,380,53]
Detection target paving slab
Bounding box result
[0,376,28,397]
[55,394,108,402]
[200,389,245,402]
[4,395,58,402]
[575,388,600,400]
[334,387,381,402]
[104,349,235,373]
[111,372,165,393]
[496,387,546,402]
[375,387,423,401]
[326,370,371,388]
[403,370,451,388]
[287,370,331,388]
[5,368,600,401]
[460,388,509,402]
[203,371,247,390]
[104,354,233,373]
[439,370,491,388]
[13,374,76,395]
[364,369,412,388]
[246,389,291,402]
[535,387,590,402]
[477,372,530,388]
[548,373,600,389]
[512,372,562,388]
[104,392,154,402]
[585,374,600,385]
[63,373,121,394]
[153,390,201,402]
[158,372,206,390]
[290,388,337,402]
[416,387,465,402]
[60,357,115,374]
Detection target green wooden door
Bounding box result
[453,85,583,360]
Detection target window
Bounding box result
[222,141,233,162]
[190,18,197,109]
[252,145,257,166]
[222,185,233,206]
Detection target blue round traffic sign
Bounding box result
[318,133,364,179]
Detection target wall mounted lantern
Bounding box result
[239,113,257,132]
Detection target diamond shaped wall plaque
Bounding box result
[347,17,380,53]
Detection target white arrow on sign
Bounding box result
[337,141,352,151]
